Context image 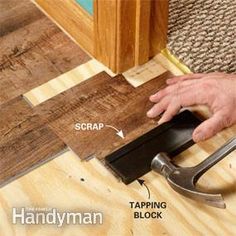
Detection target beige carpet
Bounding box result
[168,0,236,73]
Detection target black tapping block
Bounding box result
[105,110,202,184]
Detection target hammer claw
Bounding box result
[167,178,226,209]
[204,198,226,209]
[151,137,236,208]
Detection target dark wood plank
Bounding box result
[0,96,66,187]
[35,71,172,160]
[0,0,90,105]
[0,0,44,37]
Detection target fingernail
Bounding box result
[150,90,160,97]
[194,131,205,142]
[147,109,153,117]
[149,95,155,100]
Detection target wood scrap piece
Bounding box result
[154,53,183,76]
[0,96,66,187]
[35,71,172,160]
[0,0,90,105]
[123,57,167,87]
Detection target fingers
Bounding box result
[147,86,207,121]
[171,87,207,106]
[147,72,234,142]
[149,81,207,108]
[147,97,169,118]
[150,79,200,103]
[166,72,224,85]
[166,73,204,85]
[158,101,181,124]
[192,113,225,142]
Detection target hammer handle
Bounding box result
[193,137,236,180]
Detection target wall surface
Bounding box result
[76,0,93,15]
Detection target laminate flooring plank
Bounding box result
[0,0,90,105]
[0,96,66,187]
[35,71,172,160]
[0,0,44,37]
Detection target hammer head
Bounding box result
[151,153,226,209]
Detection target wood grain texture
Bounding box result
[116,0,137,72]
[35,0,168,73]
[0,96,66,187]
[150,0,169,57]
[94,0,117,72]
[34,0,94,54]
[154,52,184,76]
[123,57,167,87]
[35,71,172,160]
[0,0,90,105]
[135,0,151,65]
[0,56,235,235]
[94,0,138,72]
[0,0,44,37]
[24,59,116,106]
[94,0,152,73]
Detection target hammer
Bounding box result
[151,137,236,209]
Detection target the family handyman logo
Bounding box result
[12,207,103,227]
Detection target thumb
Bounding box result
[193,113,225,142]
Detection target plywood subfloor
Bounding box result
[0,0,90,105]
[35,71,172,160]
[0,96,66,187]
[1,133,236,235]
[0,51,235,235]
[0,2,235,234]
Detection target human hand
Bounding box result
[147,73,236,142]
